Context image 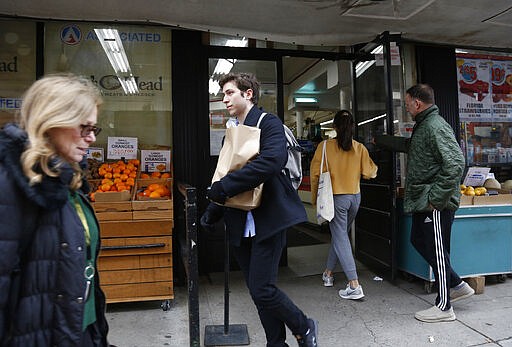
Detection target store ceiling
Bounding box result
[1,0,511,49]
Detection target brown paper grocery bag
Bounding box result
[212,124,263,211]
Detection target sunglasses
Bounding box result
[80,124,102,137]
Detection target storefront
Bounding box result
[2,18,511,287]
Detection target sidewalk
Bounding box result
[106,243,512,347]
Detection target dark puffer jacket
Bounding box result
[0,123,109,346]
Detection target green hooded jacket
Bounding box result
[376,105,465,213]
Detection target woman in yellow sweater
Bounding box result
[310,110,378,300]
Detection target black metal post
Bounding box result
[203,226,250,346]
[179,183,200,347]
[223,226,230,334]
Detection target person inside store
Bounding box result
[470,134,483,163]
[0,74,113,346]
[309,110,378,299]
[200,72,318,347]
[375,83,474,323]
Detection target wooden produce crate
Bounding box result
[132,178,173,220]
[98,221,174,304]
[98,235,173,303]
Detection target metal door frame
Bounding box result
[353,32,399,281]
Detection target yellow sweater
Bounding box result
[310,139,378,204]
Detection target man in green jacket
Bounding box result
[376,84,474,323]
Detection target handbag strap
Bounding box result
[320,140,329,173]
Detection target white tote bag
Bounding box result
[316,141,335,224]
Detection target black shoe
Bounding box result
[297,318,318,347]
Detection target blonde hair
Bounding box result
[18,74,102,189]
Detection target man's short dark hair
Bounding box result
[406,84,435,105]
[219,72,260,105]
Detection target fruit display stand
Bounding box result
[92,178,174,309]
[397,196,512,292]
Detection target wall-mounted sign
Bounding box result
[44,22,172,111]
[456,53,512,122]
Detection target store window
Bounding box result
[44,22,172,150]
[208,58,276,156]
[456,49,512,166]
[0,19,37,126]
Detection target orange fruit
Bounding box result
[147,183,161,192]
[161,172,171,179]
[140,173,150,179]
[149,191,161,198]
[101,184,111,191]
[151,171,161,178]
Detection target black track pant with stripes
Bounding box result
[411,209,462,311]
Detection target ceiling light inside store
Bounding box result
[358,113,386,126]
[295,97,318,103]
[225,38,248,47]
[94,28,139,95]
[209,37,247,95]
[355,45,383,78]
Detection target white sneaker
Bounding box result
[415,306,456,322]
[450,281,475,302]
[322,272,334,287]
[338,284,364,300]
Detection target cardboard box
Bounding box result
[473,194,512,206]
[460,195,474,205]
[466,276,485,294]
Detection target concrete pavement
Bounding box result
[106,243,512,347]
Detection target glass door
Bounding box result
[353,39,404,280]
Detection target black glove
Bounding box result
[206,181,227,204]
[200,211,216,232]
[200,203,224,232]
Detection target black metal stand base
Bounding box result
[204,324,250,346]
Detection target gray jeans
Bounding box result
[326,193,361,281]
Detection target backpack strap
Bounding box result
[256,112,267,128]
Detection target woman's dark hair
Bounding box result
[333,110,354,151]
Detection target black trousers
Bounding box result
[411,209,462,310]
[231,230,308,347]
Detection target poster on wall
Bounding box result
[0,21,37,124]
[456,53,512,122]
[44,22,172,112]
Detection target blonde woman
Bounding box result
[0,74,113,346]
[310,110,378,300]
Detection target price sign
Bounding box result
[107,137,138,160]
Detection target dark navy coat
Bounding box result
[0,123,109,346]
[209,106,308,246]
